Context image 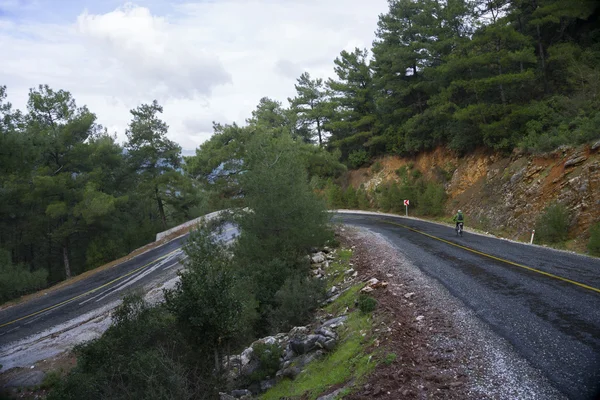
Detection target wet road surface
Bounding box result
[335,211,600,400]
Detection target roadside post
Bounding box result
[530,229,535,244]
[404,199,409,216]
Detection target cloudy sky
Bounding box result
[0,0,388,152]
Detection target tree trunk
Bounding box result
[63,243,71,279]
[531,0,549,93]
[496,41,506,105]
[214,347,220,373]
[316,118,323,147]
[155,186,167,229]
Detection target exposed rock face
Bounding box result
[347,145,600,244]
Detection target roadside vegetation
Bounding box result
[534,203,571,246]
[1,0,599,302]
[45,128,337,399]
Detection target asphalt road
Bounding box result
[334,211,600,400]
[0,235,186,350]
[0,224,238,351]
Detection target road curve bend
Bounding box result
[334,211,600,400]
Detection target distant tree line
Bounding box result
[0,86,202,302]
[2,0,599,301]
[283,0,600,162]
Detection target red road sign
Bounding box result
[404,200,410,206]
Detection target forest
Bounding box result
[1,0,599,301]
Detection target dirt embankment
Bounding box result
[347,144,600,250]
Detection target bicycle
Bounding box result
[455,222,463,237]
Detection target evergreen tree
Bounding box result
[325,48,377,162]
[125,100,183,229]
[288,72,329,146]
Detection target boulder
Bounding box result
[321,315,347,329]
[290,334,320,354]
[220,393,236,400]
[289,326,309,338]
[260,378,276,392]
[278,365,302,379]
[316,326,336,339]
[231,389,252,398]
[326,286,338,297]
[311,252,326,264]
[317,388,345,400]
[565,154,587,168]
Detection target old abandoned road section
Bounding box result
[0,235,188,349]
[334,211,600,400]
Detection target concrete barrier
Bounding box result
[155,210,226,241]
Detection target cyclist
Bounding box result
[453,210,464,235]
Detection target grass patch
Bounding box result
[260,311,375,400]
[323,285,361,316]
[327,249,353,287]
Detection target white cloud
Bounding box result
[0,0,388,150]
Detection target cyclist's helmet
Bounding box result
[458,210,462,213]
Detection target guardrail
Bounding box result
[155,210,225,241]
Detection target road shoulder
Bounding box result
[341,225,565,399]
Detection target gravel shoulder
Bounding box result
[340,225,565,399]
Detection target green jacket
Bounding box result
[453,212,464,223]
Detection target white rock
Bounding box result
[404,292,415,299]
[416,315,425,322]
[311,253,326,264]
[366,278,379,286]
[240,347,253,366]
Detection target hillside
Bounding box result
[347,141,600,251]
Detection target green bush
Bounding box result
[371,161,383,173]
[357,188,371,210]
[357,294,377,314]
[0,249,48,303]
[269,275,326,332]
[417,183,447,216]
[48,294,216,400]
[535,203,570,244]
[325,181,345,209]
[347,149,370,169]
[588,223,600,256]
[344,186,359,209]
[249,343,283,383]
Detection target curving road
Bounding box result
[334,211,600,400]
[0,224,238,370]
[2,211,599,398]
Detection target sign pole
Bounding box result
[403,200,409,216]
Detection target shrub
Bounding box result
[371,161,383,173]
[357,294,377,314]
[588,223,600,256]
[357,188,370,210]
[344,186,359,209]
[417,183,447,216]
[325,182,345,209]
[249,343,283,383]
[269,275,326,332]
[48,294,215,400]
[347,149,369,169]
[0,249,48,303]
[534,203,570,244]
